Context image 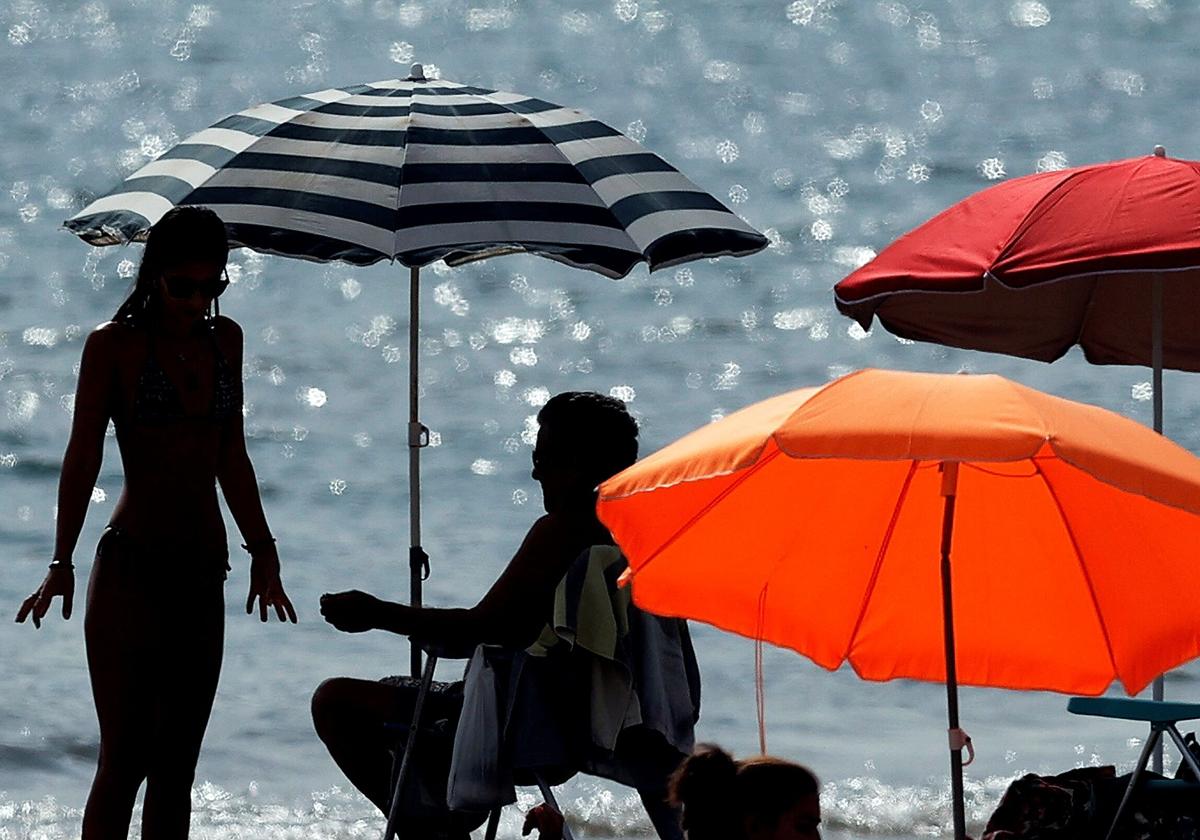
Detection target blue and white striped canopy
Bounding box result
[66,69,768,278]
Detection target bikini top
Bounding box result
[123,324,242,427]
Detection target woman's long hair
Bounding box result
[113,205,229,329]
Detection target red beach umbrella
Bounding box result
[835,148,1200,381]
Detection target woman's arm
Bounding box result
[213,318,271,544]
[53,325,116,563]
[213,317,296,623]
[16,324,115,626]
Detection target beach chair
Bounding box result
[382,639,576,840]
[382,546,700,840]
[1067,696,1200,840]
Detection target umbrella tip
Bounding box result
[1153,145,1167,158]
[409,63,426,81]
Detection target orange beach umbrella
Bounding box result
[596,369,1200,839]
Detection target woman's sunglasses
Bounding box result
[163,271,229,300]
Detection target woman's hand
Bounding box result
[319,590,384,633]
[246,550,298,623]
[522,803,564,840]
[15,566,75,629]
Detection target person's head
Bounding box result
[737,756,821,840]
[113,205,229,329]
[669,745,821,840]
[531,391,638,513]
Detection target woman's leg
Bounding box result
[140,573,224,840]
[82,535,154,839]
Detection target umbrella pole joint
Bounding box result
[409,422,431,448]
[940,461,959,499]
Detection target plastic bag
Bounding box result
[446,646,517,810]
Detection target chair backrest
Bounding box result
[448,545,701,805]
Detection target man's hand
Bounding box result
[522,803,564,840]
[319,590,384,633]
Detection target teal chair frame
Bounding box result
[1068,696,1200,840]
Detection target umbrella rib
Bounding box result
[1068,273,1101,349]
[393,87,413,259]
[1031,458,1120,682]
[629,446,784,575]
[990,166,1094,270]
[842,460,920,662]
[994,157,1184,282]
[472,90,641,255]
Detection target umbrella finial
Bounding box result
[1153,145,1167,158]
[409,63,426,81]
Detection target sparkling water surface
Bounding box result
[2,1,1199,837]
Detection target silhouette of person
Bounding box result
[15,205,297,839]
[314,392,685,839]
[669,745,822,840]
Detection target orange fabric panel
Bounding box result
[777,371,1048,462]
[599,388,817,498]
[608,451,919,670]
[599,462,757,575]
[850,460,1113,693]
[1037,457,1200,694]
[603,370,1200,518]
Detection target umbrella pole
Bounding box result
[939,462,968,840]
[1151,273,1165,772]
[409,265,430,678]
[1153,273,1164,437]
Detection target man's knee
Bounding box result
[311,676,357,738]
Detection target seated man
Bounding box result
[313,392,687,839]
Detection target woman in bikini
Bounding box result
[15,205,297,839]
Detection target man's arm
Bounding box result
[323,514,577,649]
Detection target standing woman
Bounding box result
[14,205,297,839]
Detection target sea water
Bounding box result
[1,1,1198,837]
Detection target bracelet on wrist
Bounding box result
[241,536,277,556]
[48,558,74,570]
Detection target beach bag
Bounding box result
[983,766,1113,839]
[446,646,517,811]
[986,764,1200,840]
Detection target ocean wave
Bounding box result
[0,735,97,774]
[0,774,1015,839]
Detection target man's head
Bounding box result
[532,392,638,513]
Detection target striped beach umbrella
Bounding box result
[66,63,766,275]
[65,63,768,675]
